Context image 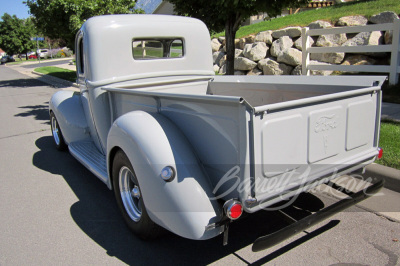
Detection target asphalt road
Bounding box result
[0,65,399,265]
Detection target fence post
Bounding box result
[302,27,310,76]
[389,18,400,85]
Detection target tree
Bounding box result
[168,0,310,75]
[25,0,144,50]
[0,14,36,58]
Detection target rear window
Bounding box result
[132,39,184,60]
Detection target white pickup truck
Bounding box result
[49,14,384,251]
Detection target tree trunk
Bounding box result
[224,14,241,75]
[225,18,236,75]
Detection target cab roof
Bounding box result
[78,15,214,86]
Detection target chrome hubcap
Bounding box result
[51,116,60,145]
[132,186,141,199]
[119,166,142,222]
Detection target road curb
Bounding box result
[364,163,400,193]
[32,71,79,88]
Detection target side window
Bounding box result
[77,36,84,74]
[132,38,184,60]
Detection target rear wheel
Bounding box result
[50,112,67,151]
[112,150,161,239]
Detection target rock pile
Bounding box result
[211,11,399,76]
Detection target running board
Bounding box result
[69,141,108,184]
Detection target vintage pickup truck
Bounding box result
[49,15,385,251]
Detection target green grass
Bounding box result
[133,48,183,58]
[34,66,76,83]
[213,0,400,38]
[6,58,44,65]
[378,120,400,169]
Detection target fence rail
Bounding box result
[302,18,400,85]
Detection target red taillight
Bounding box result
[224,200,243,220]
[230,204,243,219]
[377,147,383,159]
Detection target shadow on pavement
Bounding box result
[15,103,50,124]
[0,78,47,88]
[32,136,339,265]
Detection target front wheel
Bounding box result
[112,150,162,239]
[50,112,67,151]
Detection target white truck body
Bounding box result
[49,15,385,249]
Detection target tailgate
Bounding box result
[250,85,382,207]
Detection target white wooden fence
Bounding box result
[302,18,400,85]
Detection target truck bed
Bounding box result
[103,75,385,212]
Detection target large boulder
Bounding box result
[294,36,315,51]
[286,27,302,38]
[234,39,241,49]
[211,38,222,52]
[340,55,377,74]
[213,51,225,65]
[341,55,377,66]
[238,38,247,49]
[309,60,333,76]
[218,36,226,46]
[234,57,257,71]
[316,33,347,47]
[343,31,384,56]
[234,70,247,75]
[291,65,302,75]
[310,52,345,64]
[235,49,244,58]
[308,20,333,29]
[258,58,293,75]
[271,29,286,39]
[219,55,227,67]
[243,42,268,62]
[277,48,302,66]
[212,52,219,64]
[384,31,393,45]
[245,35,256,43]
[343,31,382,46]
[255,30,273,44]
[270,36,293,57]
[219,64,226,75]
[247,67,263,76]
[369,11,399,24]
[272,27,302,38]
[336,15,368,26]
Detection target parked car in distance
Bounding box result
[1,55,15,64]
[28,54,37,59]
[37,49,48,58]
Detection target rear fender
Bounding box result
[107,111,223,240]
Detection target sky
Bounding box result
[1,0,31,19]
[136,0,161,14]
